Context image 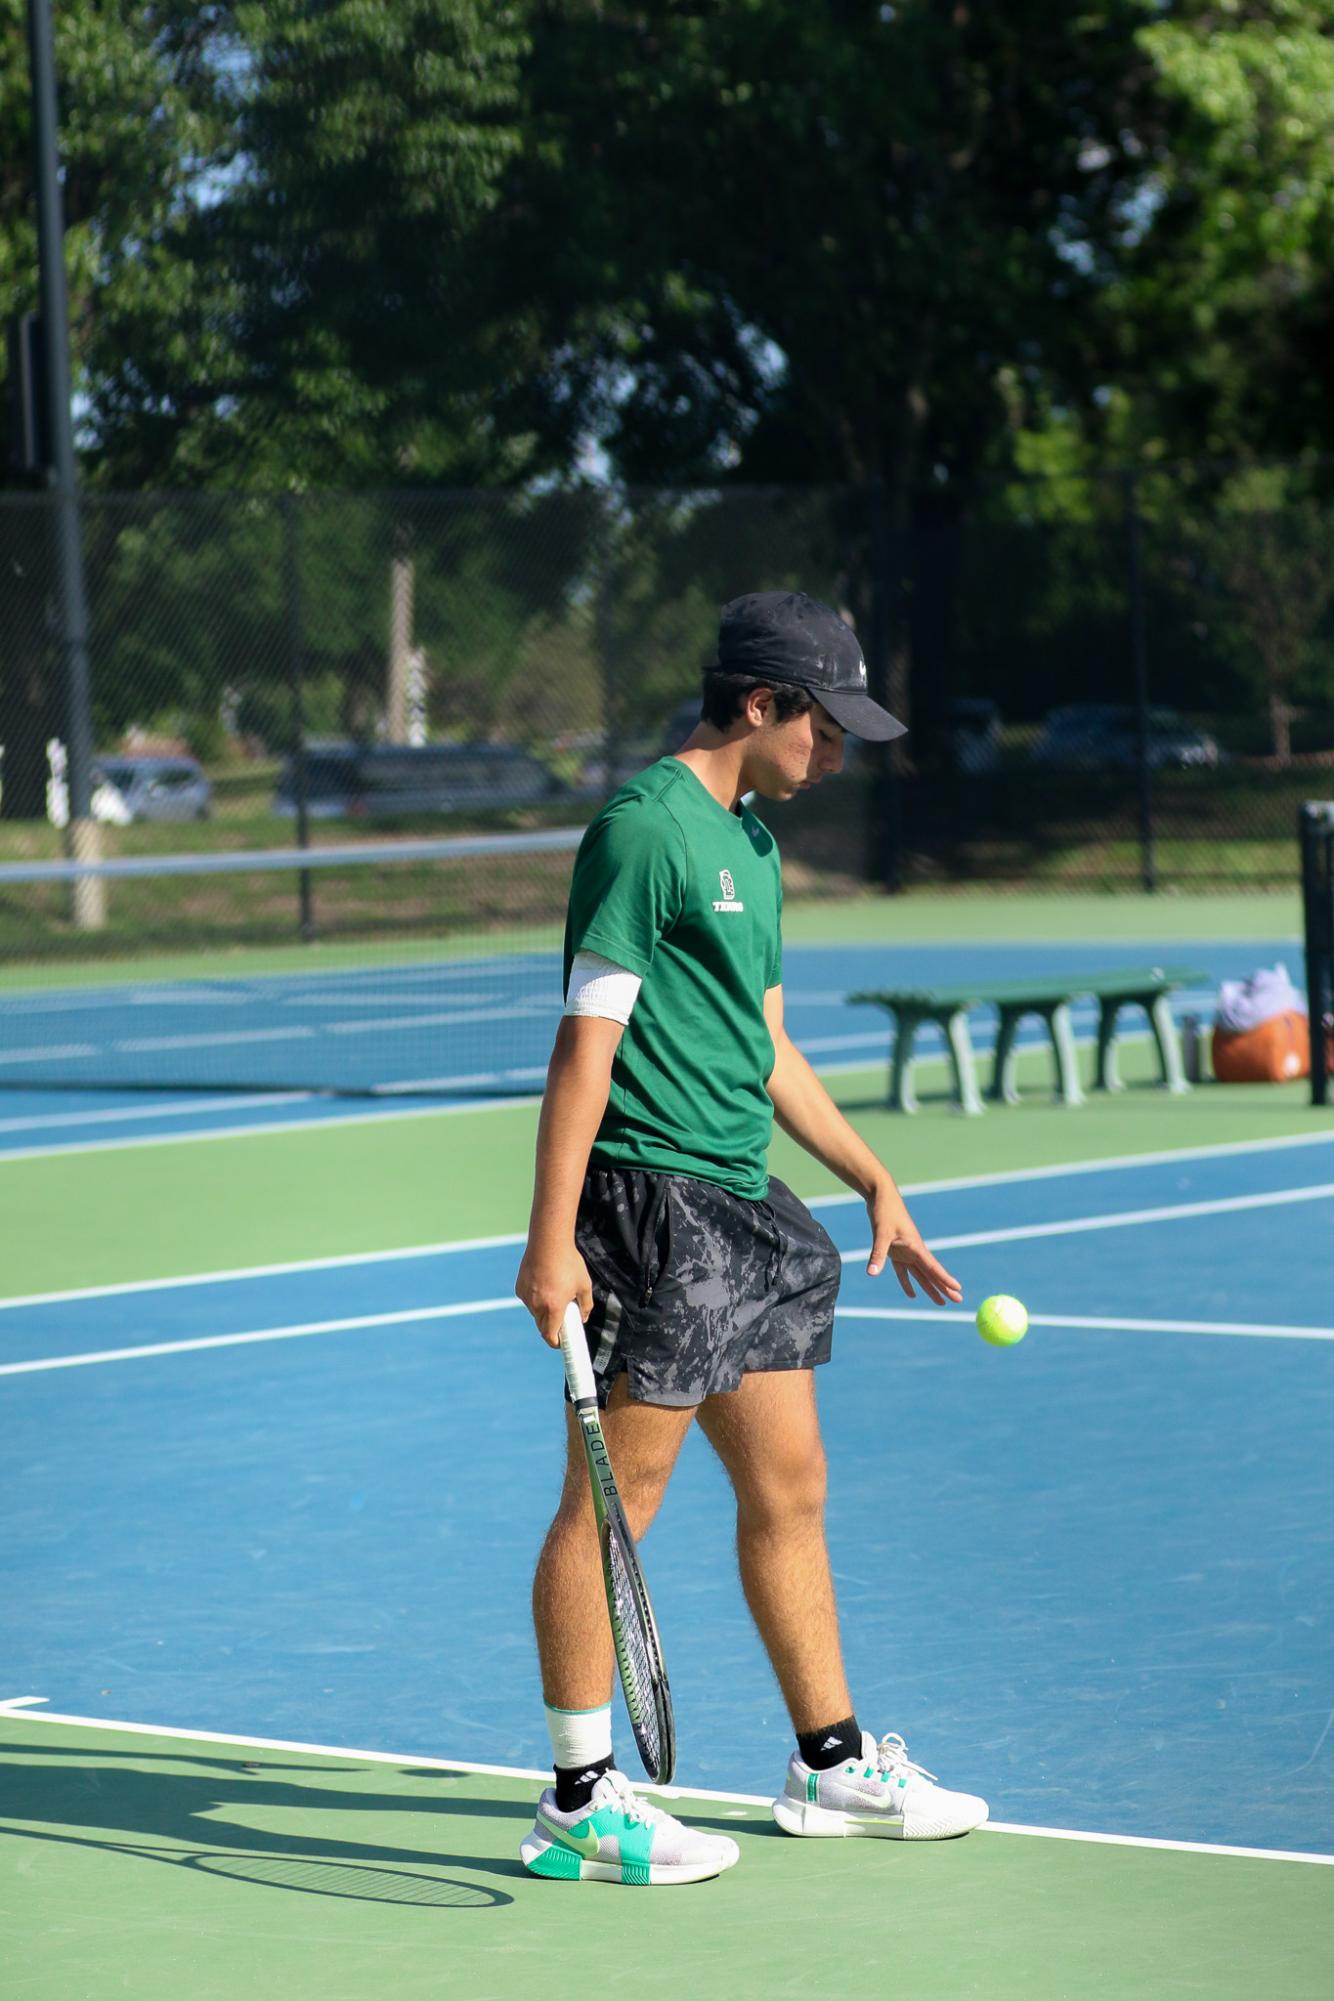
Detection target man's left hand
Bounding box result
[867,1191,963,1305]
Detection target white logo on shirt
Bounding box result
[713,865,743,914]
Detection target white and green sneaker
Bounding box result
[521,1768,740,1885]
[772,1730,988,1840]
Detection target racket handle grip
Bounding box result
[558,1301,598,1408]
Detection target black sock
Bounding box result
[554,1754,614,1813]
[797,1716,862,1771]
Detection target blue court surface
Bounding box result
[0,935,1297,1155]
[5,1131,1332,1858]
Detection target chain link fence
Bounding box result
[3,470,1333,904]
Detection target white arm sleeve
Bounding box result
[563,949,643,1027]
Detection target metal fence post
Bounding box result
[1123,470,1157,895]
[283,494,314,942]
[866,476,902,893]
[27,0,101,925]
[594,500,623,803]
[1301,802,1333,1108]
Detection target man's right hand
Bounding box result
[514,1245,595,1347]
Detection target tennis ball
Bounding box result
[976,1294,1028,1347]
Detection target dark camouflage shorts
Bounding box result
[573,1167,842,1408]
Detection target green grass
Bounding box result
[0,846,580,970]
[905,834,1301,889]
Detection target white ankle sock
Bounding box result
[544,1701,613,1771]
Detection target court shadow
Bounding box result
[6,1827,512,1907]
[685,1811,784,1839]
[0,1750,519,1900]
[833,1088,958,1115]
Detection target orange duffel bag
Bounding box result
[1211,1010,1309,1083]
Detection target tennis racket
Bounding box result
[558,1301,676,1785]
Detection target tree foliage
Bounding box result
[1116,0,1334,461]
[7,2,1334,493]
[4,1,1334,798]
[510,0,1165,505]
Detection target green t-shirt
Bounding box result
[563,757,783,1199]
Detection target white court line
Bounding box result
[836,1306,1334,1342]
[0,952,560,1010]
[0,987,246,1017]
[0,1230,527,1314]
[300,992,488,1009]
[0,1094,544,1166]
[0,1297,522,1376]
[835,1179,1334,1259]
[4,1128,1334,1312]
[0,1043,98,1066]
[114,1026,315,1054]
[0,1093,313,1136]
[374,1066,548,1094]
[326,1003,550,1037]
[1,1704,1328,1866]
[8,1292,1329,1380]
[807,1124,1334,1209]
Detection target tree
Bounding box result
[1183,474,1334,763]
[1106,1,1334,463]
[512,5,1160,490]
[101,0,538,488]
[0,1,232,814]
[481,0,1170,743]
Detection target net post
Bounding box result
[282,494,315,942]
[1301,802,1333,1109]
[1123,470,1157,896]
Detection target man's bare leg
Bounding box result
[695,1368,853,1732]
[533,1375,696,1709]
[524,1379,742,1882]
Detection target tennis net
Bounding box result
[0,827,583,1097]
[1301,802,1334,1109]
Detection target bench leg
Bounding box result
[1094,999,1125,1093]
[1147,991,1189,1094]
[944,1009,984,1116]
[888,1012,918,1114]
[990,1006,1024,1105]
[1045,1002,1085,1107]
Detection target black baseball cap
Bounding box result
[711,591,907,741]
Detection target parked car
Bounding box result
[1028,704,1221,771]
[273,745,361,820]
[91,755,212,823]
[274,741,566,819]
[947,697,1002,774]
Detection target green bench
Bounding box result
[848,965,1212,1115]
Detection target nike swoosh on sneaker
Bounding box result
[536,1810,601,1860]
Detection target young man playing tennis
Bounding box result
[515,591,987,1885]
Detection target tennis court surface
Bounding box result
[4,896,1332,1999]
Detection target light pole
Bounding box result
[27,0,102,925]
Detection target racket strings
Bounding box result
[607,1527,665,1770]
